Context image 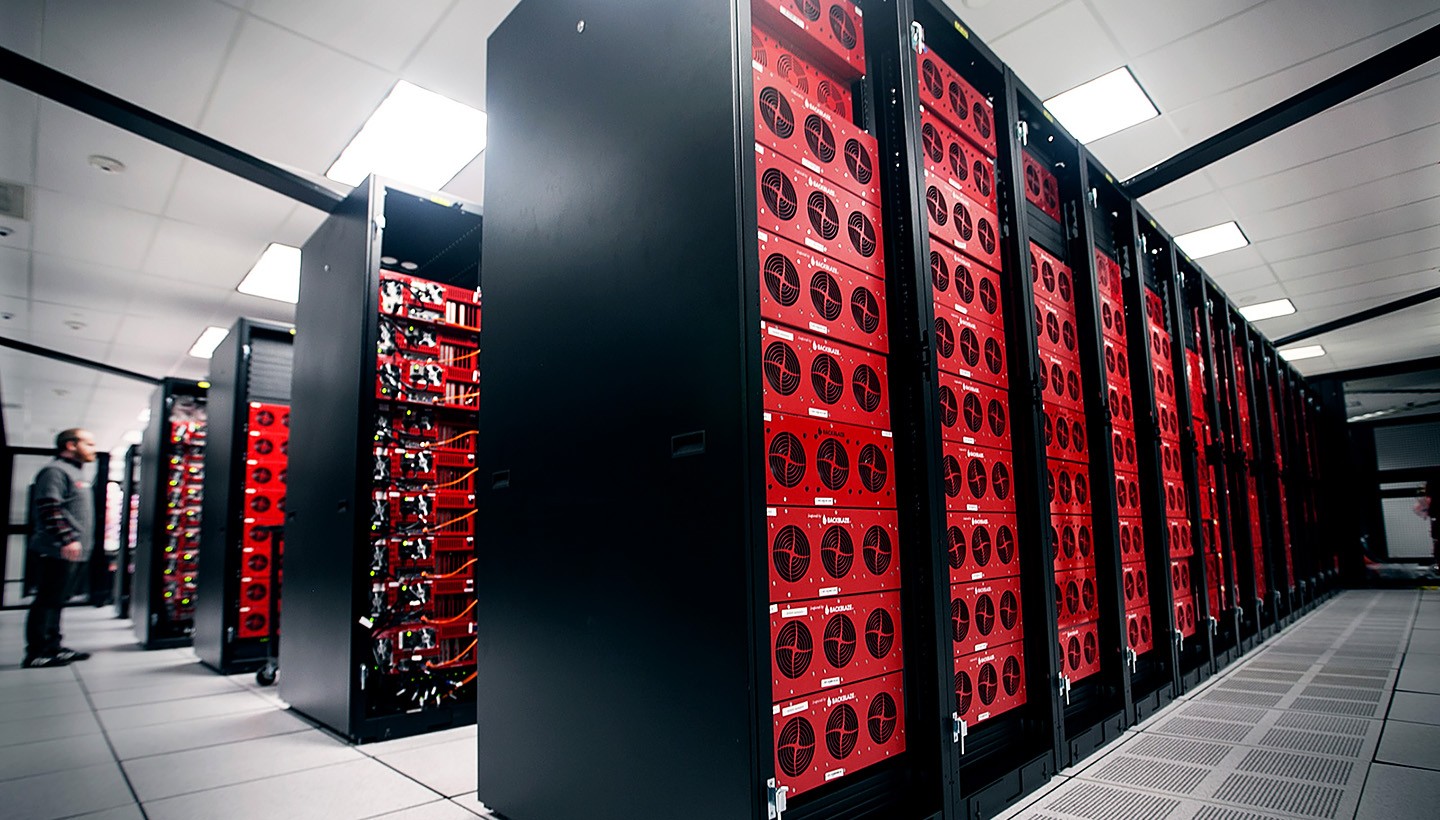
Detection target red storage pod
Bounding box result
[1159,439,1183,480]
[772,672,906,800]
[946,512,1020,584]
[941,441,1016,513]
[1042,404,1089,464]
[753,0,867,79]
[1050,512,1096,572]
[1155,397,1182,444]
[1153,361,1177,403]
[1117,516,1145,563]
[1048,461,1094,518]
[1037,298,1080,360]
[951,575,1023,656]
[915,50,996,156]
[379,269,480,330]
[1111,427,1138,475]
[919,110,997,212]
[1029,242,1075,316]
[1122,563,1150,612]
[247,401,288,432]
[242,486,285,524]
[937,374,1011,450]
[1162,478,1188,519]
[1175,591,1198,639]
[923,170,1002,272]
[247,428,288,462]
[1022,151,1062,223]
[929,237,1003,331]
[759,232,888,354]
[1102,337,1131,391]
[1148,324,1173,366]
[1107,377,1135,430]
[757,147,885,279]
[753,67,879,204]
[1114,471,1141,517]
[1038,352,1084,413]
[768,506,901,601]
[761,326,890,431]
[954,641,1026,727]
[1126,609,1155,656]
[771,589,904,700]
[1099,289,1127,345]
[1055,568,1100,630]
[1059,621,1103,682]
[1094,250,1123,300]
[751,26,853,121]
[1169,518,1194,559]
[765,412,896,508]
[933,303,1008,389]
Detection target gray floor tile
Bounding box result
[142,758,439,820]
[1355,763,1440,820]
[106,706,314,760]
[96,689,271,731]
[0,665,76,690]
[372,737,477,797]
[1397,654,1440,694]
[76,658,229,693]
[1377,720,1440,771]
[0,760,133,820]
[68,805,145,820]
[448,793,493,817]
[0,691,93,723]
[0,677,83,705]
[363,724,477,755]
[369,799,482,820]
[0,732,115,782]
[1407,629,1440,654]
[1389,691,1440,726]
[0,708,103,747]
[122,728,363,800]
[85,672,242,709]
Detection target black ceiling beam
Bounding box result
[0,336,161,385]
[1274,284,1440,347]
[0,47,345,213]
[1124,22,1440,197]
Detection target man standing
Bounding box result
[24,428,97,668]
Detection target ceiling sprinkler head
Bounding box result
[64,319,87,331]
[88,155,126,174]
[0,225,12,237]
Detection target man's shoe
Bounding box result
[55,648,90,662]
[22,654,72,668]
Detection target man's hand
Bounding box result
[61,541,82,562]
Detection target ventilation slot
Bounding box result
[1211,773,1342,819]
[1288,697,1378,717]
[1092,755,1209,794]
[1156,717,1250,743]
[1045,783,1180,820]
[1201,690,1283,708]
[1258,728,1362,758]
[1299,685,1382,703]
[1273,713,1368,736]
[1182,703,1268,724]
[1217,679,1293,695]
[1192,806,1292,820]
[1236,750,1354,786]
[1125,735,1232,766]
[1310,673,1384,689]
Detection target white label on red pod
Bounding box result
[783,701,809,716]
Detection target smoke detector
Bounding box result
[88,155,126,174]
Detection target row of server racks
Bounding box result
[473,1,1339,819]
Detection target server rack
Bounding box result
[194,318,294,674]
[112,443,140,619]
[131,377,206,649]
[282,177,481,742]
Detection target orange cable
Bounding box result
[427,639,477,668]
[430,557,477,579]
[434,468,478,489]
[423,599,476,625]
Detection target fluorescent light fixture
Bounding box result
[1043,67,1158,143]
[326,80,487,189]
[1175,222,1249,259]
[122,430,143,444]
[188,326,229,359]
[1238,298,1296,322]
[237,243,301,304]
[137,408,151,423]
[1278,344,1325,362]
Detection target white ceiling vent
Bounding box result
[0,180,27,221]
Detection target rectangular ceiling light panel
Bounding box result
[1043,67,1159,144]
[237,243,301,304]
[1175,222,1248,259]
[1238,298,1295,321]
[188,326,230,359]
[1278,344,1325,362]
[326,80,487,190]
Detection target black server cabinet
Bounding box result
[477,1,957,818]
[195,318,294,674]
[132,377,206,649]
[113,443,140,618]
[282,177,481,742]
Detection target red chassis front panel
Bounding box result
[751,25,853,122]
[915,49,997,156]
[940,441,1016,514]
[757,147,885,279]
[937,374,1012,451]
[951,575,1023,657]
[765,412,896,509]
[934,302,1008,389]
[761,325,891,430]
[771,589,904,701]
[772,671,906,799]
[768,506,901,602]
[753,0,868,79]
[753,67,879,204]
[954,641,1025,728]
[1059,621,1102,682]
[759,232,888,354]
[923,170,1003,273]
[947,512,1020,584]
[929,237,1003,331]
[919,110,997,212]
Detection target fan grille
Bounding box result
[773,525,810,583]
[776,621,814,679]
[826,703,859,759]
[824,614,857,667]
[820,524,854,578]
[867,692,898,742]
[778,716,816,777]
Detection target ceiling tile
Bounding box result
[0,0,42,57]
[104,343,185,379]
[199,16,395,172]
[1250,183,1440,263]
[34,102,185,215]
[404,0,529,112]
[1085,116,1188,183]
[30,253,136,313]
[31,189,159,269]
[1143,190,1237,236]
[0,216,34,253]
[27,303,123,344]
[114,311,216,359]
[0,85,38,187]
[1292,270,1440,311]
[1240,157,1440,240]
[937,0,1068,41]
[1135,172,1214,210]
[41,0,242,126]
[163,159,300,240]
[1189,245,1267,279]
[0,247,28,299]
[248,0,453,73]
[1226,281,1289,308]
[1274,248,1437,292]
[141,219,267,287]
[991,1,1125,99]
[120,274,232,324]
[273,204,328,248]
[1087,0,1266,57]
[1268,223,1440,281]
[441,153,485,206]
[0,295,29,333]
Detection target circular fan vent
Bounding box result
[246,553,270,572]
[245,582,268,602]
[821,524,854,578]
[1117,351,1128,378]
[1078,526,1091,557]
[859,444,887,492]
[930,250,949,292]
[254,410,276,427]
[1067,370,1080,402]
[953,202,974,241]
[828,6,857,49]
[863,526,891,574]
[926,186,948,226]
[826,703,859,760]
[1129,481,1140,508]
[992,462,1010,500]
[248,527,269,544]
[1041,261,1055,293]
[1084,630,1097,663]
[934,316,954,358]
[1044,411,1054,446]
[778,716,816,777]
[979,277,998,314]
[945,144,968,184]
[971,524,992,566]
[921,59,943,99]
[939,386,958,429]
[1062,525,1076,558]
[1074,421,1086,453]
[1082,579,1096,611]
[768,432,806,487]
[1064,581,1080,615]
[253,438,274,456]
[1026,166,1041,197]
[978,662,998,705]
[867,692,898,743]
[251,466,273,484]
[852,364,882,412]
[847,213,876,257]
[975,593,995,635]
[804,115,836,163]
[963,392,984,432]
[947,525,965,569]
[1058,270,1071,302]
[244,613,267,631]
[1067,636,1081,672]
[1056,416,1070,450]
[956,266,975,304]
[1046,312,1060,345]
[817,80,846,116]
[249,496,272,515]
[808,192,839,240]
[1129,617,1141,645]
[810,354,844,404]
[1002,656,1021,695]
[773,525,811,583]
[1141,615,1152,643]
[794,0,821,21]
[996,526,1015,564]
[979,219,996,253]
[1075,474,1089,505]
[844,139,873,184]
[824,614,857,667]
[810,272,843,320]
[1063,320,1075,351]
[988,398,1007,437]
[922,123,943,162]
[816,438,850,491]
[1124,570,1136,601]
[759,87,795,139]
[1058,471,1073,503]
[942,455,962,498]
[974,160,993,198]
[966,458,987,499]
[948,81,969,120]
[959,327,981,367]
[865,608,894,658]
[974,103,992,138]
[952,598,970,643]
[776,621,813,679]
[763,341,801,395]
[956,670,973,712]
[1030,254,1039,284]
[761,168,797,220]
[1000,591,1018,630]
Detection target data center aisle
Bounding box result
[2,591,1435,820]
[0,607,489,820]
[997,588,1439,820]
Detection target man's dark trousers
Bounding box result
[26,556,80,659]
